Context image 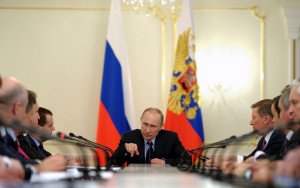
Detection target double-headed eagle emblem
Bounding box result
[167,27,200,120]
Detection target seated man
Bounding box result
[112,107,190,167]
[19,106,85,166]
[18,107,53,160]
[0,76,68,180]
[205,99,286,167]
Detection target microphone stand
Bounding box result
[69,133,117,167]
[59,132,111,172]
[69,133,114,155]
[220,130,262,182]
[186,135,237,175]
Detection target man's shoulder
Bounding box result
[158,129,178,137]
[18,134,31,141]
[18,134,33,145]
[17,134,26,141]
[271,129,286,140]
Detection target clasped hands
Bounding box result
[125,143,165,166]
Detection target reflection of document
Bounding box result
[30,167,116,182]
[30,169,82,183]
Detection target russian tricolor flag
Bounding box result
[164,0,204,151]
[96,0,136,166]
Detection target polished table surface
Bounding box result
[101,164,239,188]
[1,165,249,188]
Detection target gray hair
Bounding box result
[0,85,26,108]
[280,85,291,111]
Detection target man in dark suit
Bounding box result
[205,99,285,167]
[18,95,53,160]
[112,108,190,167]
[244,99,286,160]
[0,76,68,180]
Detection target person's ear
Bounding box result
[161,123,164,130]
[12,102,21,117]
[263,115,271,124]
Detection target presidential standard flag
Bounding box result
[96,0,136,165]
[164,0,204,150]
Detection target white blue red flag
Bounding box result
[96,0,136,165]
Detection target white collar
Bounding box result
[286,131,294,141]
[264,129,274,144]
[0,127,6,137]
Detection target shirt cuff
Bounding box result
[244,169,252,180]
[2,156,12,168]
[237,155,244,163]
[25,164,37,175]
[254,151,265,161]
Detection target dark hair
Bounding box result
[26,90,37,113]
[38,107,53,127]
[272,95,281,117]
[251,99,273,119]
[140,107,164,125]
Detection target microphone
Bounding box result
[190,135,237,152]
[219,129,273,181]
[69,132,113,155]
[1,118,59,142]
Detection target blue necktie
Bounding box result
[39,144,44,154]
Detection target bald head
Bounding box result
[0,77,28,123]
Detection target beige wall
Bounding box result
[1,0,300,156]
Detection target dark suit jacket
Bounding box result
[245,129,286,160]
[275,128,300,160]
[0,129,37,180]
[18,134,51,160]
[4,132,38,165]
[112,129,190,167]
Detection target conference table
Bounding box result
[5,164,270,188]
[102,164,238,188]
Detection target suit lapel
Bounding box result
[27,135,47,159]
[6,132,18,151]
[153,131,165,158]
[256,137,264,151]
[136,130,145,163]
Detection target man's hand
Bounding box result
[125,143,139,157]
[276,146,300,179]
[0,156,24,181]
[68,156,88,166]
[35,153,68,173]
[244,156,256,164]
[151,158,165,166]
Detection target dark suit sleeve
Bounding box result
[18,135,51,160]
[245,130,285,160]
[244,138,263,160]
[164,132,191,166]
[111,133,131,167]
[263,131,285,157]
